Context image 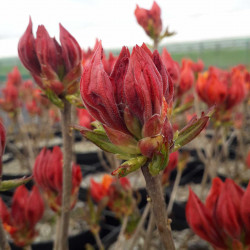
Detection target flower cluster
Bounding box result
[18,18,82,98]
[134,1,162,40]
[186,178,250,249]
[33,146,82,213]
[79,41,175,177]
[0,185,44,247]
[196,66,246,110]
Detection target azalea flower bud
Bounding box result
[0,81,20,113]
[161,48,180,84]
[102,52,117,75]
[215,179,244,239]
[7,66,22,87]
[77,108,95,129]
[192,59,204,73]
[240,181,250,244]
[178,60,194,96]
[78,41,211,177]
[79,42,174,176]
[0,185,44,247]
[187,178,250,249]
[196,66,246,111]
[186,188,226,249]
[33,146,82,213]
[134,1,162,39]
[18,18,82,98]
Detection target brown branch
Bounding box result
[141,164,175,250]
[58,99,73,250]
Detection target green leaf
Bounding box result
[0,176,32,191]
[174,107,215,151]
[72,125,137,158]
[111,156,147,177]
[148,143,169,176]
[45,89,64,109]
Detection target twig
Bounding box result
[97,151,111,172]
[115,215,129,250]
[167,168,183,215]
[144,208,155,250]
[17,112,36,169]
[141,164,175,250]
[53,215,61,250]
[93,232,104,250]
[153,38,159,50]
[58,99,73,250]
[199,127,220,199]
[128,203,151,250]
[0,219,10,250]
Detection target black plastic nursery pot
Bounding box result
[76,152,107,177]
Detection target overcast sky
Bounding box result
[0,0,250,58]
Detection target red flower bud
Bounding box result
[18,18,82,97]
[186,188,227,249]
[1,185,44,247]
[33,146,82,213]
[77,108,95,129]
[161,48,180,84]
[0,81,20,113]
[7,67,22,87]
[102,52,117,75]
[225,68,246,110]
[178,63,194,96]
[205,177,223,213]
[187,178,250,248]
[215,179,244,239]
[192,59,204,73]
[18,18,42,78]
[196,66,246,111]
[79,42,210,178]
[240,182,250,244]
[134,1,162,39]
[0,198,11,225]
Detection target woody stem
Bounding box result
[153,38,159,50]
[58,99,73,250]
[0,219,10,250]
[141,164,175,250]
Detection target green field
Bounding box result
[1,37,250,83]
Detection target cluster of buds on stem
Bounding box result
[186,177,250,249]
[0,185,44,247]
[33,146,82,213]
[18,18,82,108]
[76,41,212,178]
[134,1,175,43]
[0,68,21,114]
[196,66,246,111]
